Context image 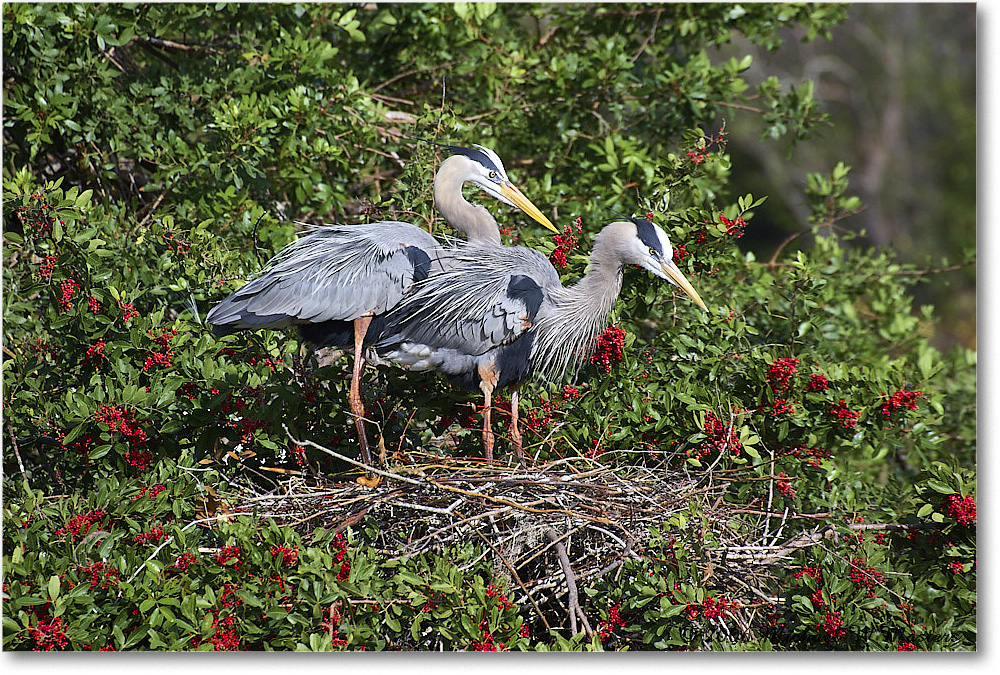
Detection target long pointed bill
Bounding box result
[661,260,707,310]
[499,183,559,233]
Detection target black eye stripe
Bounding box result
[442,144,504,176]
[631,218,663,256]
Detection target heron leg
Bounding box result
[350,314,374,466]
[477,362,498,463]
[510,387,524,463]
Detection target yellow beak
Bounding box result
[499,183,559,233]
[661,260,707,311]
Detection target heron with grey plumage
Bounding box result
[377,216,707,462]
[205,143,558,465]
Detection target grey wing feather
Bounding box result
[381,243,558,356]
[206,222,439,333]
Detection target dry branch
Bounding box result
[229,436,898,641]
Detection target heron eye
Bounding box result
[648,248,657,257]
[489,171,498,179]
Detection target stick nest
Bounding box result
[232,438,826,644]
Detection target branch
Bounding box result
[473,527,552,634]
[126,512,258,583]
[545,529,593,639]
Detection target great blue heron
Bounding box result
[376,217,707,462]
[205,144,558,464]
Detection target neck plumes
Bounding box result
[532,243,625,382]
[434,157,502,246]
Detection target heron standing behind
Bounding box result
[377,217,707,462]
[206,144,558,464]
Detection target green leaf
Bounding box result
[75,189,93,209]
[925,479,955,495]
[47,575,61,602]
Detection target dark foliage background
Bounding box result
[3,3,975,652]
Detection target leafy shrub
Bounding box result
[3,3,974,651]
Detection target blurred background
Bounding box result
[719,3,976,350]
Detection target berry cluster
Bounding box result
[133,525,167,545]
[39,255,57,278]
[88,295,101,313]
[142,351,173,372]
[161,231,192,254]
[320,604,349,649]
[943,494,976,526]
[719,213,747,238]
[806,373,829,392]
[684,132,726,166]
[701,596,740,621]
[788,445,831,468]
[30,617,68,651]
[881,389,923,419]
[192,586,244,652]
[770,398,794,416]
[214,545,244,570]
[95,405,149,447]
[590,325,626,373]
[177,382,199,401]
[691,411,741,460]
[767,358,799,392]
[270,545,300,567]
[793,566,823,584]
[816,610,845,641]
[59,278,83,312]
[849,557,886,594]
[54,510,107,541]
[830,399,860,429]
[205,615,240,651]
[597,602,625,639]
[119,301,139,323]
[15,196,64,239]
[548,248,567,268]
[549,217,582,269]
[83,339,106,367]
[583,437,603,459]
[897,642,918,651]
[333,532,351,580]
[485,584,514,610]
[143,328,178,372]
[124,449,154,472]
[173,552,198,572]
[472,616,501,651]
[774,473,797,499]
[131,484,167,500]
[75,562,120,591]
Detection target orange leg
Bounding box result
[350,314,374,466]
[478,362,498,463]
[510,387,524,463]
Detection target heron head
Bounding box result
[441,144,558,233]
[624,218,707,310]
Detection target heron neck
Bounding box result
[531,249,624,382]
[434,168,502,246]
[570,254,625,319]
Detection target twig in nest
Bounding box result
[471,526,552,634]
[284,423,423,485]
[545,529,593,639]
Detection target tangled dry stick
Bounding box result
[229,430,927,641]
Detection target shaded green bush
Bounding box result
[3,3,974,651]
